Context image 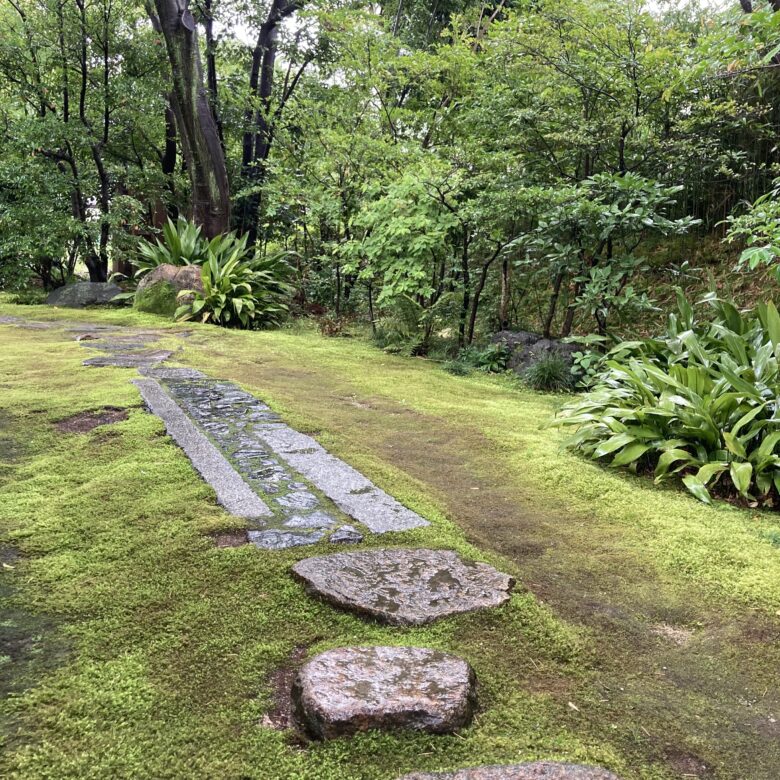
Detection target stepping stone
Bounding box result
[292,646,476,739]
[83,350,173,368]
[292,548,514,625]
[282,511,337,529]
[140,366,206,380]
[397,763,621,780]
[329,524,363,544]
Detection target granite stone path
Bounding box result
[70,322,429,549]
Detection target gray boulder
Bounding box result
[47,282,123,308]
[491,330,578,375]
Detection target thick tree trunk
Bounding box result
[148,0,229,237]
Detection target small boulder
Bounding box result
[491,330,578,376]
[135,264,203,316]
[397,763,622,780]
[292,646,477,739]
[47,282,123,308]
[329,524,363,544]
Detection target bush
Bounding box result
[175,237,292,329]
[523,352,574,392]
[443,359,471,376]
[556,290,780,506]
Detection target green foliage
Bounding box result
[520,173,695,334]
[558,291,780,505]
[523,353,574,393]
[134,218,211,278]
[443,343,510,375]
[725,178,780,280]
[175,238,292,329]
[443,359,471,376]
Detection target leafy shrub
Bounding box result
[135,218,210,277]
[523,352,574,392]
[441,343,510,376]
[175,237,292,329]
[319,316,349,337]
[725,178,780,279]
[557,290,780,506]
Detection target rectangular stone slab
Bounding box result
[253,424,429,533]
[132,378,272,519]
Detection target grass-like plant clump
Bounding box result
[557,290,780,506]
[522,352,574,392]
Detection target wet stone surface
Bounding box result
[70,328,419,549]
[79,332,174,369]
[397,763,622,780]
[292,548,515,625]
[83,350,173,368]
[329,524,363,544]
[292,646,477,739]
[163,378,352,549]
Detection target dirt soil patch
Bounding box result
[212,530,249,548]
[262,645,310,732]
[55,406,128,433]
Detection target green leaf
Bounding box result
[611,442,652,466]
[682,475,712,504]
[593,432,636,458]
[730,461,753,497]
[723,431,747,459]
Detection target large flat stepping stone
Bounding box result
[84,350,173,368]
[397,763,621,780]
[291,548,515,626]
[292,646,476,739]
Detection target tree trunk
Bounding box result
[543,271,564,338]
[240,0,301,242]
[499,256,510,330]
[148,0,229,237]
[467,246,504,345]
[458,233,470,348]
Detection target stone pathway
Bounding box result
[1,315,621,778]
[67,326,429,548]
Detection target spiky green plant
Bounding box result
[175,236,293,329]
[134,218,210,277]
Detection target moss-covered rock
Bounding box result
[133,264,202,317]
[134,279,178,316]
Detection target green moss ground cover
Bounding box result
[1,303,780,779]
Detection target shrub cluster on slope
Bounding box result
[557,291,780,506]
